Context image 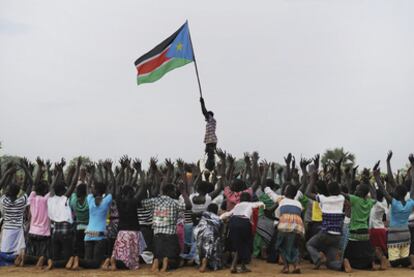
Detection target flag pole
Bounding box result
[187,22,203,98]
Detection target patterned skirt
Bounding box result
[112,230,146,270]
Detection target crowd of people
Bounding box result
[0,149,413,274]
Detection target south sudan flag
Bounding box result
[134,21,194,85]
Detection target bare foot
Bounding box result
[101,258,110,270]
[410,255,414,269]
[281,266,289,274]
[151,258,159,272]
[372,263,380,271]
[72,256,80,270]
[19,253,25,267]
[343,258,352,273]
[199,258,207,273]
[160,257,168,272]
[380,256,388,270]
[65,256,74,270]
[44,259,53,270]
[36,256,45,269]
[14,255,22,267]
[238,264,251,273]
[110,257,117,271]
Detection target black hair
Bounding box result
[240,192,251,202]
[264,179,277,190]
[207,203,219,214]
[76,183,87,198]
[394,184,408,200]
[121,185,135,199]
[285,185,298,199]
[356,183,370,198]
[376,188,384,202]
[207,111,214,118]
[6,183,20,201]
[162,183,176,197]
[316,180,328,195]
[54,181,66,196]
[35,180,49,196]
[94,182,107,196]
[197,181,211,195]
[327,182,340,196]
[231,179,246,192]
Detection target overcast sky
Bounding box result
[1,0,413,169]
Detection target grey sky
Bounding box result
[1,0,413,169]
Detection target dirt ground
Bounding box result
[1,259,414,277]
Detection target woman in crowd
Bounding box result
[1,151,414,275]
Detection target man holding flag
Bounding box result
[134,21,218,172]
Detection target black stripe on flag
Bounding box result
[134,23,186,66]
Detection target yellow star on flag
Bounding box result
[176,42,183,51]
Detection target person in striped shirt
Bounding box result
[200,97,217,171]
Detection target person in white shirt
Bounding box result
[220,192,264,273]
[369,189,389,269]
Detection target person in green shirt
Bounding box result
[70,183,89,259]
[342,182,376,272]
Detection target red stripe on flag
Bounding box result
[137,48,171,75]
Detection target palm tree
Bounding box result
[321,147,355,166]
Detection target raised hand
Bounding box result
[387,151,393,163]
[227,154,235,165]
[21,157,30,169]
[45,159,52,169]
[284,153,292,165]
[270,162,276,172]
[119,155,130,169]
[216,148,226,161]
[244,152,251,167]
[103,159,113,171]
[133,158,142,172]
[85,162,95,174]
[252,151,260,164]
[149,157,158,172]
[373,160,380,171]
[36,156,44,167]
[300,158,311,171]
[335,156,343,169]
[313,154,320,170]
[409,154,414,166]
[60,158,66,168]
[165,158,174,170]
[373,161,381,177]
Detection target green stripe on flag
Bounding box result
[137,58,192,85]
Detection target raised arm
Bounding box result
[408,154,414,199]
[386,151,397,190]
[65,157,81,198]
[306,167,318,201]
[19,159,34,194]
[334,157,343,185]
[200,97,208,119]
[299,158,311,193]
[49,163,63,196]
[0,166,17,192]
[242,153,251,182]
[284,153,292,182]
[373,161,392,203]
